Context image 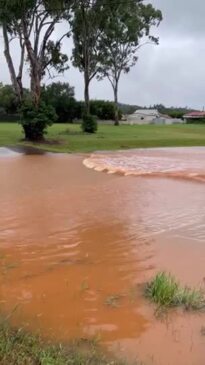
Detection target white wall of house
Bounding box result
[153,117,184,125]
[126,109,159,125]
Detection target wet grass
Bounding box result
[1,123,205,153]
[145,272,205,310]
[0,324,131,365]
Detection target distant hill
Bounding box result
[118,103,140,115]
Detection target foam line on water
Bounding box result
[83,147,205,183]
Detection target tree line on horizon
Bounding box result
[0,82,194,123]
[0,0,162,140]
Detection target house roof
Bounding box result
[184,111,205,118]
[134,109,159,116]
[159,113,172,119]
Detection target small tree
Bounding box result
[98,1,162,125]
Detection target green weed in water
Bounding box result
[145,272,205,310]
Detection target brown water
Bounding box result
[1,148,205,365]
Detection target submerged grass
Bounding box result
[105,294,123,308]
[145,272,205,310]
[0,324,131,365]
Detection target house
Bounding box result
[183,111,205,123]
[126,109,159,124]
[124,109,184,125]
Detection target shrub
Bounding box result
[186,118,205,124]
[20,99,57,141]
[81,114,98,133]
[145,272,205,310]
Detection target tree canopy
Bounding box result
[98,0,162,124]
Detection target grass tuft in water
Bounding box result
[145,272,205,310]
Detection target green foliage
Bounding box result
[99,0,162,78]
[90,100,121,121]
[71,0,107,114]
[43,40,69,76]
[81,114,98,134]
[118,103,140,115]
[153,104,190,119]
[74,101,85,120]
[96,0,162,125]
[166,111,185,119]
[71,0,103,78]
[41,82,77,123]
[145,272,205,310]
[0,0,70,109]
[20,99,57,141]
[187,118,205,124]
[0,84,19,114]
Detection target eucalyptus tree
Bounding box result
[71,0,105,115]
[0,0,26,103]
[1,0,70,105]
[98,0,162,125]
[0,0,72,139]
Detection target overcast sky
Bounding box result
[0,0,205,109]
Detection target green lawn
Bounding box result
[1,122,205,153]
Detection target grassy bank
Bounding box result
[1,123,205,153]
[0,325,128,365]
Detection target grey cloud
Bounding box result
[152,0,205,39]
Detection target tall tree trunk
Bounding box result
[84,71,90,115]
[16,42,25,100]
[114,83,119,126]
[23,20,41,107]
[2,23,23,103]
[82,3,91,116]
[30,71,41,107]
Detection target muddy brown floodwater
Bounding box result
[0,147,205,365]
